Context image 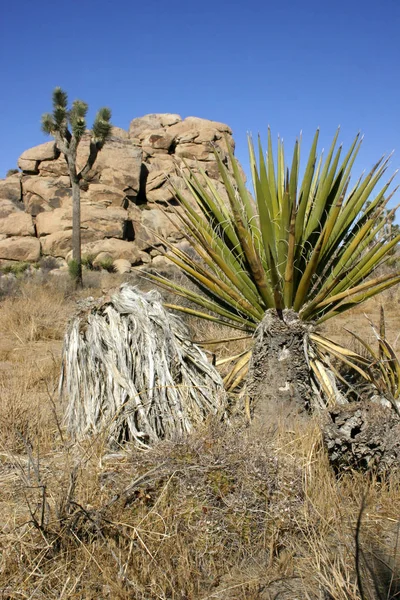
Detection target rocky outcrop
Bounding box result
[0,114,239,269]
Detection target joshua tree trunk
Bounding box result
[71,177,82,287]
[247,309,315,427]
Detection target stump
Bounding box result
[323,401,400,473]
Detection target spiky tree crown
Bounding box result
[41,87,112,148]
[69,100,88,142]
[92,107,112,148]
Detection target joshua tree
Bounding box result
[42,88,112,287]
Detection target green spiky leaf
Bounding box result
[41,113,55,135]
[92,107,112,146]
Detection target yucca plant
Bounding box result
[345,307,400,416]
[148,128,400,410]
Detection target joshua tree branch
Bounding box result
[78,141,99,181]
[53,132,69,156]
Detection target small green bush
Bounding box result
[81,254,97,271]
[1,262,30,276]
[99,257,115,273]
[68,259,81,282]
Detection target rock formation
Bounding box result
[0,114,238,268]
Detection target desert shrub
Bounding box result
[39,255,61,273]
[6,168,19,177]
[0,272,19,300]
[81,253,98,271]
[68,258,81,283]
[98,257,115,272]
[1,262,30,276]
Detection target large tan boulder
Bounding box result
[168,117,232,143]
[35,208,70,236]
[79,238,143,264]
[146,185,175,204]
[40,231,72,257]
[23,193,51,215]
[110,126,130,140]
[0,174,22,203]
[129,114,182,139]
[145,161,177,204]
[41,229,97,258]
[132,208,182,250]
[18,158,39,174]
[76,137,142,195]
[175,143,213,161]
[19,142,58,167]
[0,212,35,237]
[84,183,126,207]
[22,176,71,213]
[38,156,69,177]
[142,130,175,155]
[0,237,40,262]
[0,199,21,218]
[36,205,128,239]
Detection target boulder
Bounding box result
[78,238,143,264]
[99,168,134,193]
[76,136,142,193]
[129,114,182,139]
[36,205,128,239]
[175,143,213,161]
[0,199,22,218]
[38,156,69,177]
[142,130,175,155]
[0,174,22,203]
[113,258,131,274]
[41,229,97,258]
[84,183,127,207]
[0,237,40,262]
[0,212,35,237]
[146,186,175,204]
[19,142,58,163]
[23,193,52,215]
[36,208,72,236]
[109,126,130,140]
[81,206,129,239]
[168,117,232,144]
[17,158,39,174]
[151,254,170,269]
[132,208,181,250]
[22,176,71,212]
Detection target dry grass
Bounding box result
[0,273,399,599]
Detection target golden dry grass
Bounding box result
[0,272,399,599]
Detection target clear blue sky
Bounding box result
[1,0,400,208]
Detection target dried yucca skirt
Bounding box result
[60,285,226,448]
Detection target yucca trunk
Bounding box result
[247,309,315,425]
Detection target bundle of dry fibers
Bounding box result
[60,284,226,447]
